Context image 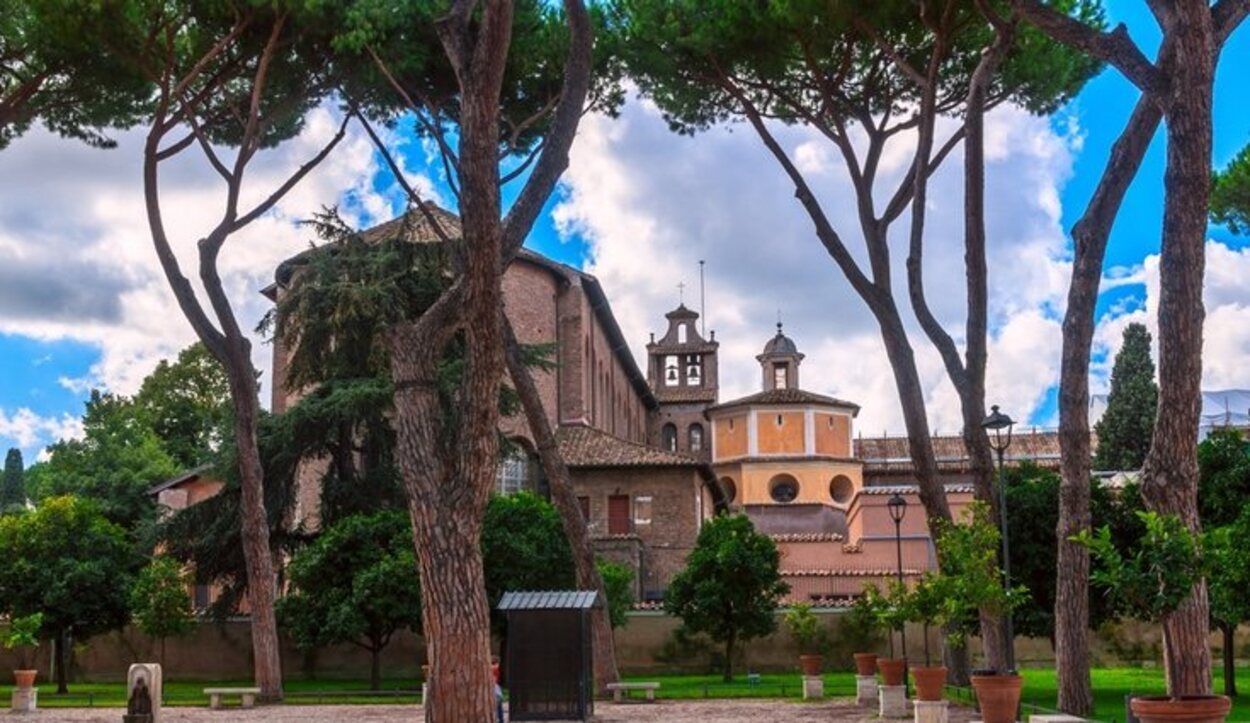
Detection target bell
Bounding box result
[667,368,677,382]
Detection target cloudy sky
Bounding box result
[2,2,1249,463]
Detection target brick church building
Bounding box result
[156,209,1064,605]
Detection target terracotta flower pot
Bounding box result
[912,665,947,702]
[970,672,1023,723]
[13,670,37,689]
[799,654,824,676]
[877,658,906,686]
[853,652,878,677]
[1130,695,1232,723]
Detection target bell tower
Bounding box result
[757,322,803,391]
[646,305,718,458]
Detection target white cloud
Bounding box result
[1094,240,1250,393]
[0,408,84,449]
[0,104,406,400]
[56,376,96,394]
[555,97,1080,433]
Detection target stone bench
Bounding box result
[606,682,659,702]
[204,687,260,709]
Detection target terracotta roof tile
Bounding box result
[854,430,1073,473]
[654,387,718,403]
[556,425,702,468]
[780,569,924,577]
[770,533,845,543]
[708,388,860,414]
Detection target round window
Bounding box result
[719,477,737,504]
[769,474,800,503]
[829,474,854,504]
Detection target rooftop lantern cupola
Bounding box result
[757,322,804,391]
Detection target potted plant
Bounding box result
[935,502,1027,723]
[1079,511,1230,723]
[902,573,953,702]
[870,584,908,687]
[845,593,882,676]
[784,602,830,676]
[3,613,43,689]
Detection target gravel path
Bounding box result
[12,699,979,722]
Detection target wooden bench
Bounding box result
[204,687,260,709]
[606,682,659,703]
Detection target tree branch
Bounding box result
[1213,0,1250,46]
[1013,1,1166,97]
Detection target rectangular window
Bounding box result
[634,496,653,525]
[774,363,788,389]
[193,584,211,611]
[496,453,528,495]
[608,495,631,535]
[578,496,591,521]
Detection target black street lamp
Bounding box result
[887,493,908,675]
[981,404,1016,673]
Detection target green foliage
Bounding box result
[0,496,136,659]
[277,509,421,689]
[1093,323,1158,471]
[1212,142,1250,235]
[481,492,576,634]
[2,613,43,669]
[129,557,194,649]
[597,559,635,629]
[933,501,1028,654]
[1077,511,1204,625]
[156,411,305,619]
[1197,428,1250,529]
[838,593,887,657]
[1205,519,1250,631]
[665,514,789,681]
[26,391,179,531]
[1,448,23,512]
[784,603,830,656]
[612,0,1101,134]
[333,0,623,158]
[133,344,232,470]
[0,0,148,149]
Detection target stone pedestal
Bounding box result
[127,663,162,723]
[914,699,948,723]
[802,675,824,700]
[10,687,37,713]
[856,675,878,705]
[879,685,909,719]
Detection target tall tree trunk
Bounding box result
[1221,624,1237,698]
[1054,95,1162,716]
[225,358,285,701]
[502,319,621,692]
[723,631,736,683]
[54,629,68,694]
[370,645,381,692]
[1140,1,1216,698]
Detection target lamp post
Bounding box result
[887,493,908,682]
[981,404,1016,673]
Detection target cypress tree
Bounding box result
[1093,323,1158,471]
[1,448,24,510]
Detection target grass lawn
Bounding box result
[17,666,1250,719]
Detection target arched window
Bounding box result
[664,356,680,386]
[719,477,737,504]
[662,423,678,452]
[497,446,532,495]
[688,423,704,452]
[773,363,788,389]
[685,354,702,386]
[768,473,800,503]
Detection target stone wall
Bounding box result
[3,614,1249,683]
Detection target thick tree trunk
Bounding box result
[370,646,381,692]
[943,634,970,686]
[225,359,285,701]
[54,630,68,694]
[1140,1,1216,698]
[1054,96,1162,717]
[503,319,621,692]
[1221,624,1237,698]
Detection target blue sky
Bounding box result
[1,2,1248,463]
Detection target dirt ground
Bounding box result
[11,699,979,722]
